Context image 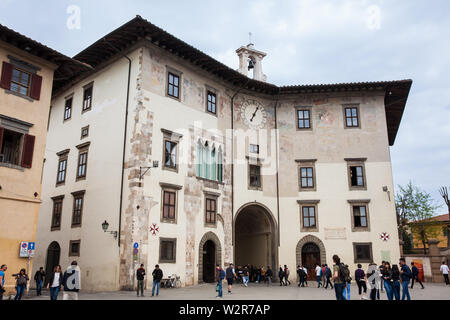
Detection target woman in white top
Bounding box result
[47,265,62,300]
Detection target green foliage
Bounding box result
[402,229,413,253]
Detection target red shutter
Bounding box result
[0,127,4,153]
[21,134,35,168]
[30,74,42,100]
[0,62,13,90]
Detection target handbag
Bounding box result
[215,284,220,292]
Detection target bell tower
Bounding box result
[236,42,267,82]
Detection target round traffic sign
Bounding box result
[133,242,139,249]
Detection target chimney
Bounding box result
[236,43,267,82]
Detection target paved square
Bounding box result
[25,282,449,300]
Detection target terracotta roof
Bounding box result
[0,23,92,95]
[57,15,412,145]
[414,214,450,223]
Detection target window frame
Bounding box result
[80,125,89,139]
[248,162,262,191]
[69,240,81,257]
[343,105,361,129]
[71,190,85,228]
[298,200,320,232]
[76,142,90,181]
[249,144,259,154]
[296,159,317,192]
[353,242,373,263]
[206,90,217,115]
[348,200,371,232]
[159,238,177,263]
[346,158,367,191]
[56,149,69,186]
[204,192,219,227]
[160,182,182,224]
[10,66,31,97]
[296,107,313,131]
[161,129,182,173]
[166,67,182,100]
[50,195,64,231]
[64,95,73,121]
[82,82,94,113]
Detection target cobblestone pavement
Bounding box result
[22,282,449,300]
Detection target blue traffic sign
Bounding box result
[133,242,139,249]
[28,242,35,250]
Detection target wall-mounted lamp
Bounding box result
[138,161,159,187]
[382,186,391,201]
[101,220,118,239]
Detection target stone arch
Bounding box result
[198,231,222,283]
[295,234,326,267]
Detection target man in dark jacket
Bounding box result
[136,264,146,297]
[410,262,424,289]
[151,265,163,297]
[62,261,80,300]
[34,267,45,296]
[399,258,412,300]
[265,266,273,286]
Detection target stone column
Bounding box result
[427,239,443,283]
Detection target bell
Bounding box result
[248,59,255,70]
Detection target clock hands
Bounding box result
[250,106,260,122]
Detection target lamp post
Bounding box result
[102,220,118,239]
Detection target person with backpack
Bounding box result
[331,255,346,300]
[410,262,424,289]
[265,266,273,286]
[136,264,146,297]
[399,258,412,300]
[296,265,302,287]
[12,268,28,300]
[226,263,237,294]
[243,265,250,287]
[151,264,163,297]
[354,264,367,299]
[215,264,225,298]
[284,265,291,285]
[34,267,45,296]
[343,264,351,300]
[278,267,285,286]
[324,264,333,289]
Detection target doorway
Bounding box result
[301,243,321,281]
[202,240,216,283]
[44,241,60,286]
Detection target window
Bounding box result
[353,206,368,228]
[164,140,177,169]
[51,196,64,230]
[76,142,90,180]
[249,164,261,189]
[56,150,69,185]
[297,108,312,130]
[346,158,367,190]
[348,200,371,231]
[196,140,223,183]
[0,123,35,169]
[205,196,217,226]
[160,182,182,223]
[250,144,259,154]
[353,243,373,263]
[167,72,179,99]
[69,240,81,257]
[71,191,85,227]
[81,126,89,139]
[298,200,320,232]
[1,61,42,100]
[207,91,216,114]
[344,106,360,128]
[64,97,72,120]
[159,238,176,263]
[296,159,317,191]
[82,84,93,112]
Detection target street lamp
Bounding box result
[102,220,118,239]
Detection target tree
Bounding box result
[438,186,450,248]
[395,182,441,254]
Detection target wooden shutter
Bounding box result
[0,127,4,152]
[30,74,42,100]
[21,134,35,168]
[0,62,13,90]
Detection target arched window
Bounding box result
[196,140,203,177]
[211,147,217,181]
[217,147,223,182]
[204,142,210,180]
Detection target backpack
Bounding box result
[402,266,412,279]
[338,264,352,283]
[226,267,234,279]
[325,267,332,278]
[220,269,225,280]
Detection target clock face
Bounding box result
[240,100,267,129]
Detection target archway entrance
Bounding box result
[302,243,321,281]
[202,240,216,283]
[296,235,326,281]
[44,241,60,286]
[234,203,277,272]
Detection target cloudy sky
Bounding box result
[1,0,449,212]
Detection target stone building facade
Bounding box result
[32,16,412,291]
